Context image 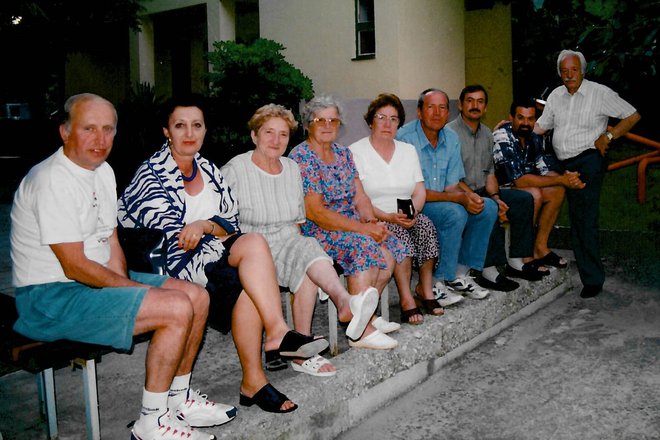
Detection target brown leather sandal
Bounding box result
[400,307,423,325]
[415,297,445,316]
[414,284,445,316]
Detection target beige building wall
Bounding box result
[259,0,466,102]
[464,3,512,127]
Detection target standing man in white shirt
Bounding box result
[534,50,641,298]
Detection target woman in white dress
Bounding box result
[350,93,444,324]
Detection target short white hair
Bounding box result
[556,50,587,76]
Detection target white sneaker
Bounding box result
[130,410,217,440]
[446,276,489,299]
[372,316,401,334]
[433,282,464,307]
[176,389,236,428]
[348,329,398,349]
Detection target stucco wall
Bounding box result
[464,3,512,127]
[259,0,466,102]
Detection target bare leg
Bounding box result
[346,268,381,337]
[518,187,545,268]
[393,256,422,323]
[534,186,565,258]
[291,275,319,335]
[346,267,380,294]
[346,248,395,336]
[374,247,395,293]
[227,233,292,352]
[133,288,195,393]
[305,259,352,322]
[418,258,437,300]
[233,292,295,412]
[291,273,336,374]
[160,278,209,375]
[414,257,443,315]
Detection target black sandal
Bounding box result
[239,383,297,413]
[278,330,328,358]
[415,297,445,316]
[506,262,546,281]
[400,307,423,325]
[414,285,445,316]
[535,251,568,269]
[264,350,288,371]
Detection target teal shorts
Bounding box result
[13,271,168,351]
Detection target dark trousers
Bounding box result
[562,149,606,287]
[477,188,535,267]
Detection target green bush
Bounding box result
[112,82,166,192]
[205,38,314,166]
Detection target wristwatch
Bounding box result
[605,131,614,141]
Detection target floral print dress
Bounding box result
[288,141,407,276]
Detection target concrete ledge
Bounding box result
[223,268,571,440]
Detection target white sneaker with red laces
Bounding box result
[130,410,217,440]
[176,389,237,428]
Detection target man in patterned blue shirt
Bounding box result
[493,98,585,278]
[397,88,497,303]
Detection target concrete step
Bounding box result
[0,266,571,439]
[225,268,571,440]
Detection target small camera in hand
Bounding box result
[397,198,415,219]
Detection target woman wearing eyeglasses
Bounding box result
[289,95,407,350]
[349,94,444,325]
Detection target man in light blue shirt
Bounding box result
[397,88,497,301]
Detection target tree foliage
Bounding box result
[205,38,314,166]
[0,0,144,115]
[511,0,658,136]
[112,82,167,192]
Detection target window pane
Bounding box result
[358,30,375,56]
[357,0,374,23]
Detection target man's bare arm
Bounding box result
[515,171,585,190]
[50,229,145,288]
[595,111,642,156]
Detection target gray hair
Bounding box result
[556,50,587,76]
[301,95,344,129]
[62,93,117,132]
[417,88,450,110]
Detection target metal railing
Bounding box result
[606,128,660,203]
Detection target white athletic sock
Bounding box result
[168,373,192,410]
[482,266,500,283]
[507,257,524,271]
[456,264,470,279]
[134,389,168,434]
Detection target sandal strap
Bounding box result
[252,383,291,412]
[400,307,422,322]
[264,350,288,371]
[419,298,442,310]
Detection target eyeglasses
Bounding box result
[312,117,341,127]
[374,113,400,124]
